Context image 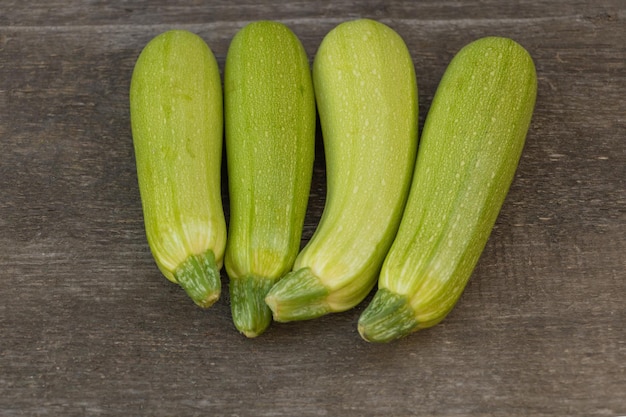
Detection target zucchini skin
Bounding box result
[130,30,226,308]
[224,21,315,337]
[265,19,418,321]
[358,37,537,342]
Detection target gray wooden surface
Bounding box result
[1,1,624,416]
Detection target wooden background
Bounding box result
[1,1,624,416]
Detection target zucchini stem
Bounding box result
[230,275,276,338]
[264,267,330,322]
[174,250,221,308]
[357,288,419,343]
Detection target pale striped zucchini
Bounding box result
[265,19,418,322]
[224,21,316,337]
[358,36,537,342]
[130,30,226,308]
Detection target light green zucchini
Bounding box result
[224,21,316,337]
[130,30,226,308]
[358,36,537,342]
[265,19,418,322]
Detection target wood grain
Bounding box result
[1,1,624,416]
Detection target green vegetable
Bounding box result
[224,21,316,337]
[130,30,226,308]
[265,19,418,322]
[358,36,537,342]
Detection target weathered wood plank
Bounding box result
[0,1,624,416]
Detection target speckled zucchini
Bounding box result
[358,36,537,342]
[130,30,226,308]
[265,19,418,322]
[224,21,316,337]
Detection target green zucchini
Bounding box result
[130,30,226,308]
[224,21,316,337]
[265,19,418,321]
[358,36,537,342]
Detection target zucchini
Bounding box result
[130,30,226,308]
[358,36,537,342]
[265,19,418,321]
[224,21,316,337]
